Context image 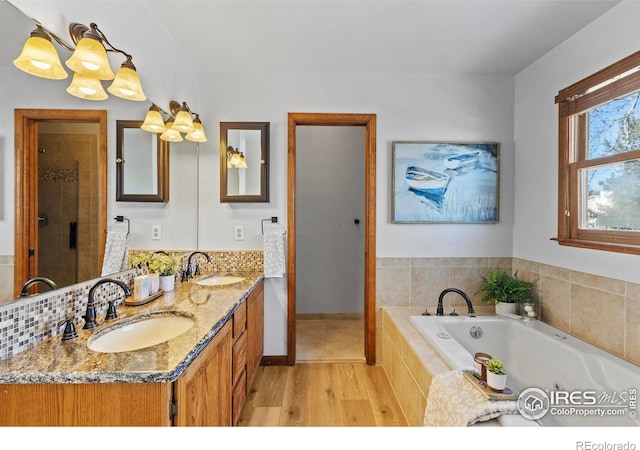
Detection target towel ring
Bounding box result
[114,216,130,236]
[261,216,286,235]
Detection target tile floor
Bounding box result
[296,314,365,362]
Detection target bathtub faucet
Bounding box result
[437,288,476,317]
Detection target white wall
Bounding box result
[514,0,640,284]
[196,72,516,258]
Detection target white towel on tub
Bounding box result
[424,370,518,427]
[263,230,286,278]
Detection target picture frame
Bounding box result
[391,141,499,223]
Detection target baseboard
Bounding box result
[261,355,290,366]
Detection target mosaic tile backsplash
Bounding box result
[0,250,264,361]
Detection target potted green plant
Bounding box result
[148,253,179,292]
[475,269,535,316]
[485,358,507,391]
[129,252,152,273]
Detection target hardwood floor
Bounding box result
[237,362,408,426]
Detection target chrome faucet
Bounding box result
[182,251,212,282]
[19,277,59,297]
[83,278,131,329]
[437,288,476,317]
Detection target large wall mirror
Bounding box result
[220,122,269,203]
[116,120,170,202]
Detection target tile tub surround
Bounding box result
[512,258,640,367]
[0,272,263,383]
[380,306,450,426]
[377,257,640,368]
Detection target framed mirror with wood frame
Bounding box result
[116,120,170,202]
[220,121,269,203]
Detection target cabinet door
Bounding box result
[173,320,232,426]
[246,280,264,391]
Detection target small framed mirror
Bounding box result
[116,120,170,202]
[220,122,269,203]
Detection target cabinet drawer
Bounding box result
[232,370,247,426]
[232,330,248,385]
[233,302,247,339]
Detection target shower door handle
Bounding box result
[69,222,77,249]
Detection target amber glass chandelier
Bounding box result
[14,20,146,102]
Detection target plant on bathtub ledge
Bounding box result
[475,269,535,316]
[485,358,507,392]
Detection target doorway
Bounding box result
[287,113,376,365]
[14,109,107,298]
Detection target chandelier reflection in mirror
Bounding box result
[14,20,146,101]
[141,101,208,143]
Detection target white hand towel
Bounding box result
[264,230,286,278]
[101,231,130,276]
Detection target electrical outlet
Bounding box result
[234,225,244,241]
[151,224,161,240]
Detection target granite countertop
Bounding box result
[0,272,264,385]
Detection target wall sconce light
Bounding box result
[141,104,167,133]
[13,20,146,102]
[160,119,183,142]
[171,102,195,133]
[227,146,248,169]
[142,100,207,143]
[186,115,208,143]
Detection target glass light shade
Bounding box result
[141,106,166,133]
[14,29,68,80]
[185,117,207,142]
[66,72,108,100]
[160,120,183,142]
[107,63,146,101]
[171,106,195,133]
[65,36,115,80]
[237,153,248,169]
[228,151,242,168]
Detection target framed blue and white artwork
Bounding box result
[391,141,500,223]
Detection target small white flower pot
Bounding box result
[159,275,175,292]
[495,302,518,316]
[486,371,507,392]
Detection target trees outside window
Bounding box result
[556,51,640,254]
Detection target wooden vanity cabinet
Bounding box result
[0,320,232,427]
[246,280,264,390]
[172,320,232,426]
[230,280,264,425]
[0,280,264,427]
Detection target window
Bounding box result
[556,50,640,254]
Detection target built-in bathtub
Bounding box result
[410,314,640,427]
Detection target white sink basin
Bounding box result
[195,274,245,287]
[88,313,195,353]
